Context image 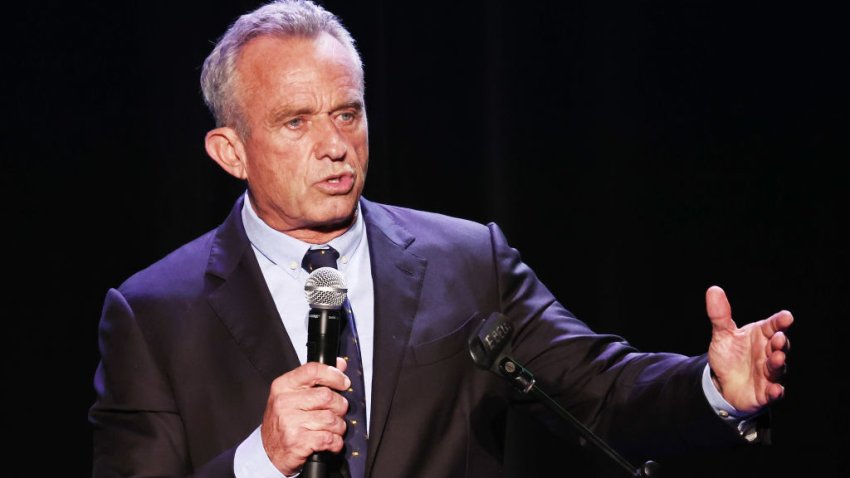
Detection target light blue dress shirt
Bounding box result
[235,194,374,478]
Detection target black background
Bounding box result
[6,1,848,476]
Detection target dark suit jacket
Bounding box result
[90,196,749,477]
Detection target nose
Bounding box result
[313,117,347,161]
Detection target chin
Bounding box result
[315,200,358,227]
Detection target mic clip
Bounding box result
[467,311,534,394]
[498,357,535,394]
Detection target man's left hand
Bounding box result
[705,285,793,415]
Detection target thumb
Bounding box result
[706,285,736,333]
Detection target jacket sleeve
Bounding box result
[89,288,237,478]
[487,223,754,460]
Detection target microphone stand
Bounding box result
[496,356,659,478]
[469,312,659,478]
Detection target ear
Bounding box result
[205,127,248,179]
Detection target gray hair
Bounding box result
[200,0,363,137]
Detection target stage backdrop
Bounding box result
[5,0,847,476]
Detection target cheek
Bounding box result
[358,152,369,175]
[350,132,369,171]
[274,164,310,199]
[250,153,305,200]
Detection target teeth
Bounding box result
[328,178,340,183]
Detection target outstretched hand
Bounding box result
[705,285,793,415]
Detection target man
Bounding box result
[89,1,793,477]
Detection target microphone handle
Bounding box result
[306,307,341,364]
[303,307,342,478]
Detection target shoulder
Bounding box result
[115,196,248,305]
[361,198,493,245]
[360,198,518,275]
[116,228,218,305]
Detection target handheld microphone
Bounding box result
[303,267,347,478]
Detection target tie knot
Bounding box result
[302,247,340,272]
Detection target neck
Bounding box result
[245,192,359,244]
[284,216,354,244]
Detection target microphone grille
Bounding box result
[304,267,347,308]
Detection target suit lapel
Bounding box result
[206,196,301,383]
[360,200,427,476]
[201,196,426,475]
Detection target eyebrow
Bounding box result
[336,100,365,113]
[267,105,314,127]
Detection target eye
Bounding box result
[338,111,356,123]
[286,117,304,129]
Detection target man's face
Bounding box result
[233,33,368,239]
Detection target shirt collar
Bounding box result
[241,192,365,279]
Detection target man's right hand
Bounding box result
[261,358,351,476]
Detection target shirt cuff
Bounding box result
[234,426,293,478]
[701,364,761,442]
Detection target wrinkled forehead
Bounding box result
[230,32,366,130]
[238,32,364,92]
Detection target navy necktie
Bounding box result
[302,247,368,478]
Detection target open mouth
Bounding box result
[317,173,355,193]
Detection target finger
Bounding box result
[705,285,736,332]
[760,310,794,339]
[336,356,348,373]
[261,415,345,474]
[309,430,345,454]
[280,424,345,457]
[769,331,789,354]
[765,350,787,381]
[275,362,352,392]
[261,400,346,474]
[766,382,785,402]
[276,386,349,415]
[301,409,348,436]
